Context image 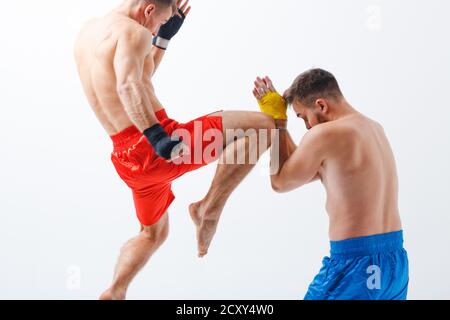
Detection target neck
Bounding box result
[330,99,358,121]
[113,0,143,23]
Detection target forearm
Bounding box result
[270,120,293,181]
[143,80,164,111]
[117,81,158,132]
[285,128,297,155]
[151,46,165,76]
[151,5,188,72]
[118,80,183,159]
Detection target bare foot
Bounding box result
[189,201,220,258]
[189,202,202,231]
[197,219,219,258]
[189,202,205,256]
[99,288,125,300]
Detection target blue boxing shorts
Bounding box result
[305,231,409,300]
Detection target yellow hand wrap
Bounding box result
[258,92,288,120]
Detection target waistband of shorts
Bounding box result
[110,109,169,149]
[330,230,404,258]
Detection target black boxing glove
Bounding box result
[152,8,186,50]
[144,124,184,160]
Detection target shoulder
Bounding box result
[302,121,345,142]
[301,119,358,153]
[74,18,98,56]
[113,17,152,48]
[122,24,151,44]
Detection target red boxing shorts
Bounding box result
[110,109,223,226]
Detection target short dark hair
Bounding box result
[284,68,343,107]
[145,0,177,13]
[155,0,176,7]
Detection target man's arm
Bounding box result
[271,126,327,193]
[252,76,322,188]
[114,28,186,160]
[151,0,191,75]
[275,120,297,156]
[270,119,295,174]
[114,28,157,131]
[150,46,166,76]
[142,54,165,110]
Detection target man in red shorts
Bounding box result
[74,0,274,299]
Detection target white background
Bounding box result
[0,0,449,299]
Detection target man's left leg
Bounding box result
[189,111,275,257]
[100,213,170,300]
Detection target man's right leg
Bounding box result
[100,213,169,300]
[190,111,275,257]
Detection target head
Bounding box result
[137,0,177,35]
[284,68,344,130]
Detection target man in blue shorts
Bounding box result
[251,69,409,300]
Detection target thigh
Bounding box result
[212,111,275,146]
[133,183,175,228]
[168,112,224,175]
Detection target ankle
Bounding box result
[201,206,224,222]
[109,284,127,300]
[201,195,226,212]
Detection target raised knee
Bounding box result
[258,113,276,130]
[254,114,275,148]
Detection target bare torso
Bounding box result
[318,114,402,241]
[74,13,161,135]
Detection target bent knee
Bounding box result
[255,113,276,130]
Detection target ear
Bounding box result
[144,4,156,18]
[314,98,329,114]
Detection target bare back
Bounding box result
[319,114,402,240]
[74,14,159,135]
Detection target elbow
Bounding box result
[271,176,300,194]
[272,184,284,194]
[271,177,287,194]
